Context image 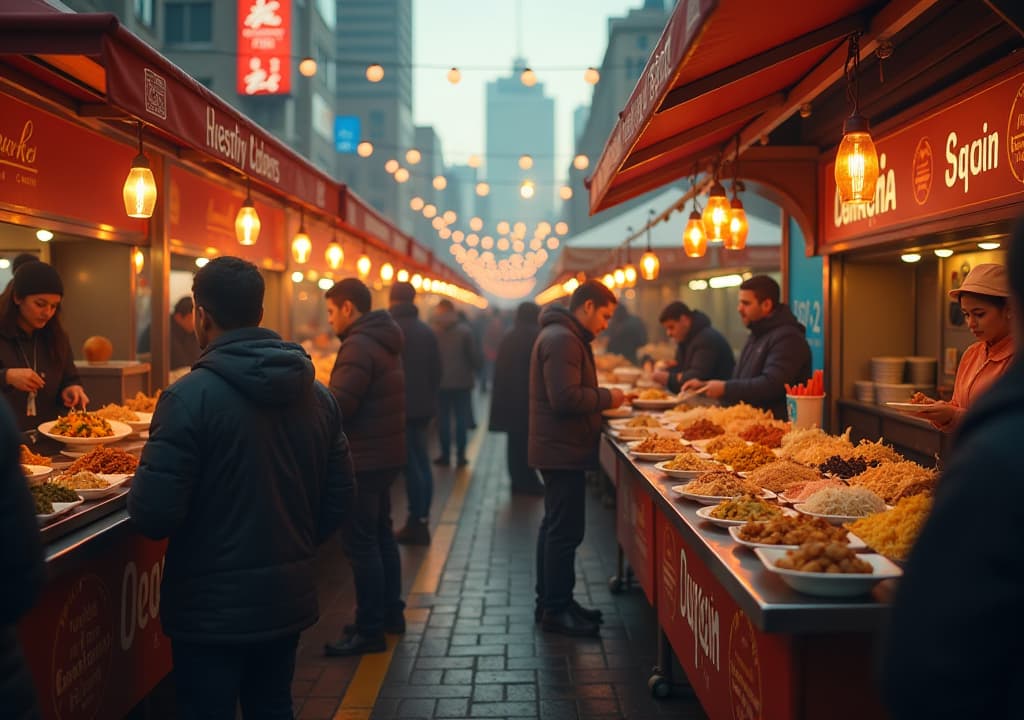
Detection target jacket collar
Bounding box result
[985,334,1014,362]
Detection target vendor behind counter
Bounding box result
[0,261,88,434]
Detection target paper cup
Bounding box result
[786,393,825,430]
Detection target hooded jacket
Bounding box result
[433,310,481,390]
[489,303,540,434]
[528,305,612,470]
[330,309,407,471]
[883,360,1024,719]
[724,304,811,419]
[128,327,354,644]
[0,400,44,718]
[390,302,441,423]
[665,310,735,392]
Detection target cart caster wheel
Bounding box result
[608,576,624,594]
[648,674,671,698]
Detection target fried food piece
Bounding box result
[20,444,51,466]
[709,494,782,521]
[738,515,848,545]
[775,541,872,573]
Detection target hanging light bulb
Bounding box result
[601,273,615,290]
[573,154,589,171]
[366,63,384,82]
[357,141,374,157]
[433,175,447,190]
[123,122,157,219]
[447,67,462,84]
[583,67,600,85]
[394,167,410,183]
[702,179,731,243]
[397,268,410,283]
[356,251,372,278]
[639,210,660,280]
[469,217,483,231]
[411,273,423,289]
[559,185,573,200]
[384,159,399,174]
[724,139,749,250]
[468,154,482,168]
[519,180,535,199]
[613,267,626,287]
[520,67,537,87]
[405,149,422,165]
[133,249,145,274]
[519,154,533,170]
[410,196,425,211]
[683,209,707,258]
[621,226,637,288]
[380,262,395,283]
[476,182,490,196]
[235,181,261,246]
[835,33,879,204]
[291,209,312,264]
[325,234,344,270]
[423,204,437,218]
[298,57,317,77]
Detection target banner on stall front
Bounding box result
[821,65,1024,248]
[237,0,291,96]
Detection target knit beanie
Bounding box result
[13,261,63,297]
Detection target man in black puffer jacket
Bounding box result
[653,301,734,391]
[389,281,441,546]
[683,275,811,419]
[129,257,354,719]
[530,281,626,638]
[323,278,407,657]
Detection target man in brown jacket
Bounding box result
[529,281,625,637]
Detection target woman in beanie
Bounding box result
[910,263,1014,431]
[0,262,88,431]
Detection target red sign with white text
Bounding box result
[237,0,291,96]
[19,535,171,720]
[0,90,147,236]
[821,65,1024,248]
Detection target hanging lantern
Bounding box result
[683,210,707,258]
[123,123,157,219]
[235,182,261,246]
[447,67,462,84]
[835,33,879,204]
[356,252,371,278]
[405,149,422,165]
[623,263,637,287]
[701,179,731,242]
[559,185,573,200]
[380,262,395,283]
[519,154,533,170]
[519,180,536,199]
[356,141,374,157]
[325,237,344,269]
[583,67,600,85]
[520,67,537,87]
[640,210,660,280]
[601,273,615,289]
[725,195,749,250]
[397,268,410,283]
[291,211,312,264]
[298,57,317,77]
[573,154,589,171]
[613,267,626,287]
[133,249,145,274]
[366,63,384,82]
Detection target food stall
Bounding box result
[0,10,479,718]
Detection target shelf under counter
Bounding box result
[837,398,952,466]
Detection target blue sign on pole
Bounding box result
[787,217,824,372]
[334,116,361,153]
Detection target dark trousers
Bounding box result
[171,634,299,720]
[437,388,472,460]
[535,469,587,612]
[340,469,404,635]
[404,419,433,521]
[506,430,539,489]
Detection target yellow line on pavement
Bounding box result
[333,425,485,719]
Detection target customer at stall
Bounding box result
[128,256,354,719]
[137,296,202,372]
[682,275,810,419]
[604,303,648,365]
[431,299,480,467]
[489,301,543,496]
[882,232,1024,719]
[0,399,45,719]
[531,280,626,637]
[323,278,407,657]
[908,263,1013,431]
[0,261,88,432]
[389,281,441,546]
[652,301,734,391]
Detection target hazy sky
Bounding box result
[413,0,646,179]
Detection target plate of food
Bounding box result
[30,483,84,524]
[753,545,902,597]
[51,471,132,500]
[21,464,52,482]
[631,396,682,410]
[38,413,132,447]
[728,517,867,550]
[695,499,795,529]
[608,414,661,429]
[627,438,691,462]
[602,406,633,418]
[793,503,891,527]
[670,472,776,505]
[654,456,723,479]
[610,427,654,440]
[125,412,153,433]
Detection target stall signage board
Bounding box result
[19,536,171,720]
[103,40,336,213]
[0,91,146,234]
[822,66,1024,247]
[787,217,824,371]
[168,163,286,269]
[237,0,292,96]
[655,512,795,720]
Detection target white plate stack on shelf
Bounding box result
[871,356,912,405]
[854,380,875,403]
[905,356,937,399]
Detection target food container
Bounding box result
[854,380,875,403]
[786,393,825,430]
[871,356,906,384]
[874,382,915,405]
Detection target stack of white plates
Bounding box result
[854,380,875,403]
[871,356,906,384]
[905,356,937,385]
[875,382,915,404]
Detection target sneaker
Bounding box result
[395,520,431,546]
[540,609,600,638]
[324,632,386,657]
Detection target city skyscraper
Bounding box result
[335,0,415,232]
[485,58,555,236]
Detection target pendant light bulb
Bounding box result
[835,114,879,204]
[325,238,344,269]
[683,210,708,258]
[725,187,749,251]
[356,252,372,278]
[701,180,731,242]
[123,124,157,219]
[291,211,312,264]
[235,185,261,246]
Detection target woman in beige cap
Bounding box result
[912,263,1013,430]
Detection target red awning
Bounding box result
[588,0,925,214]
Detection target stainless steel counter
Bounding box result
[605,433,894,635]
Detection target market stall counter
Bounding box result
[601,428,892,719]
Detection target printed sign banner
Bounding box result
[237,0,291,96]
